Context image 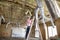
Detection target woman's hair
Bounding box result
[27,15,33,19]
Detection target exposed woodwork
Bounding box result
[0,0,60,40]
[45,0,56,19]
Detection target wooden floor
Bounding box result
[0,37,40,40]
[0,37,25,40]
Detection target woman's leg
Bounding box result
[25,26,30,39]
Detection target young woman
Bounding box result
[25,16,32,39]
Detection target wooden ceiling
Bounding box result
[0,0,60,17]
[57,0,60,1]
[0,0,60,23]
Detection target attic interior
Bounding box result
[0,0,60,40]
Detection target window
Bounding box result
[48,26,58,38]
[11,27,26,38]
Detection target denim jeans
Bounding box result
[25,26,30,39]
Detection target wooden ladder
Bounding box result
[26,17,35,40]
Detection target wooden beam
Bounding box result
[44,0,55,19]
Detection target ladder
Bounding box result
[26,17,35,40]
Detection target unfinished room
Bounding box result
[0,0,60,40]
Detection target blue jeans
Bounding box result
[25,26,30,39]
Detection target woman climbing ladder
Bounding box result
[25,16,32,39]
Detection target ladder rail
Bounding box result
[38,24,43,40]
